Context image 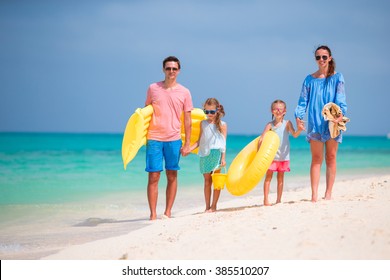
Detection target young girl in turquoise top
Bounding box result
[258,100,302,206]
[295,45,348,202]
[191,98,227,212]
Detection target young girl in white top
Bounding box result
[258,100,302,206]
[191,98,227,212]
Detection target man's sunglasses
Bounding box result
[315,55,328,61]
[204,109,217,115]
[165,67,178,71]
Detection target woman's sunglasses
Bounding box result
[204,109,217,115]
[315,55,328,61]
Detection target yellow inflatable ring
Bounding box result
[122,105,206,170]
[226,131,280,196]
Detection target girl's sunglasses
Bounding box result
[204,109,217,115]
[315,55,328,61]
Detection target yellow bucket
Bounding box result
[211,167,227,190]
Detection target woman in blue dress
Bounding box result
[295,45,348,202]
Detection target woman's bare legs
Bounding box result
[310,140,324,202]
[324,139,339,200]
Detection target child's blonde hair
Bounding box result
[203,98,225,133]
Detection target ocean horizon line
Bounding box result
[0,131,389,138]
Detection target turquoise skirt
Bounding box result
[199,149,221,174]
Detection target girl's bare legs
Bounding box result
[310,140,324,202]
[210,189,221,212]
[276,172,284,204]
[203,173,212,211]
[324,139,339,200]
[263,170,273,206]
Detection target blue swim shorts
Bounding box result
[145,139,182,172]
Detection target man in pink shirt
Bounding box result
[145,56,193,220]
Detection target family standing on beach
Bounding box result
[143,45,347,220]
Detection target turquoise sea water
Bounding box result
[1,133,390,205]
[0,132,389,259]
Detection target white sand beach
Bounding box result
[44,174,390,260]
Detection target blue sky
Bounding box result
[1,0,389,136]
